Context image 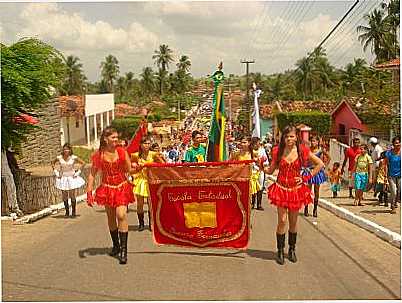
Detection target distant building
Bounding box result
[59,94,115,147]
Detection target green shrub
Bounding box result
[276,111,331,135]
[111,116,143,140]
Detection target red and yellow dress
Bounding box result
[91,147,134,207]
[268,145,313,211]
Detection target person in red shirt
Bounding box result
[341,137,362,198]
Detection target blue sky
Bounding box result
[0,1,377,82]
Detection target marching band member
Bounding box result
[86,127,134,264]
[264,125,324,265]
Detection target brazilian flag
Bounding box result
[206,68,227,162]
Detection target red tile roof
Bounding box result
[58,96,85,118]
[374,58,400,69]
[114,103,141,118]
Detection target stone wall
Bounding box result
[16,98,61,170]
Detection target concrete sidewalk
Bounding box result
[318,183,400,234]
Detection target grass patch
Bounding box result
[72,146,95,163]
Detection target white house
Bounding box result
[59,94,115,147]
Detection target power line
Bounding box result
[240,59,255,132]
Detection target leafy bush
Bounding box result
[276,111,331,135]
[111,116,143,140]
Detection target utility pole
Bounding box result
[241,59,255,133]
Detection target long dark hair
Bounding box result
[61,143,73,156]
[99,127,118,151]
[139,136,152,159]
[276,125,303,166]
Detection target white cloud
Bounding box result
[18,3,157,52]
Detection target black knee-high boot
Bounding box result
[147,210,152,231]
[251,194,256,209]
[137,213,145,231]
[71,198,77,217]
[118,231,128,264]
[256,190,264,210]
[288,232,297,263]
[276,233,285,265]
[63,200,69,217]
[304,205,309,216]
[109,229,120,257]
[313,199,318,217]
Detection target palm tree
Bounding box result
[64,55,86,95]
[176,55,191,73]
[100,55,120,92]
[152,44,174,95]
[294,57,317,99]
[357,9,389,62]
[381,0,400,59]
[140,67,155,97]
[115,76,126,101]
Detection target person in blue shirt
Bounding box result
[384,137,401,214]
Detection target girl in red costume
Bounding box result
[86,127,135,265]
[264,125,324,265]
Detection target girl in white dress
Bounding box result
[52,144,86,217]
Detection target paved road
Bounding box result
[2,196,400,301]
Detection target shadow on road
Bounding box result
[245,249,277,261]
[129,250,245,259]
[361,209,392,214]
[51,214,82,219]
[78,247,110,258]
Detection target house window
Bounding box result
[76,120,79,128]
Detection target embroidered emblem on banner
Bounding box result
[183,202,217,228]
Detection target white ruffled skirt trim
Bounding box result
[55,176,85,191]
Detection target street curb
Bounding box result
[266,175,401,249]
[318,197,401,249]
[5,194,87,225]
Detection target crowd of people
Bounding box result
[51,122,400,266]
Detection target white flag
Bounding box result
[252,85,262,138]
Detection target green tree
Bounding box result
[1,38,64,152]
[140,67,155,98]
[294,57,317,99]
[357,9,390,62]
[176,55,191,73]
[63,55,86,95]
[152,44,174,95]
[100,54,119,92]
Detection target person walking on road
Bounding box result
[264,125,324,265]
[384,137,401,214]
[231,136,261,208]
[130,136,163,231]
[86,127,134,265]
[341,138,362,198]
[52,143,86,217]
[369,137,383,198]
[351,144,373,206]
[304,136,328,217]
[375,153,389,206]
[251,137,269,210]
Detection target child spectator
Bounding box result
[328,162,342,198]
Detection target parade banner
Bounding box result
[146,161,252,249]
